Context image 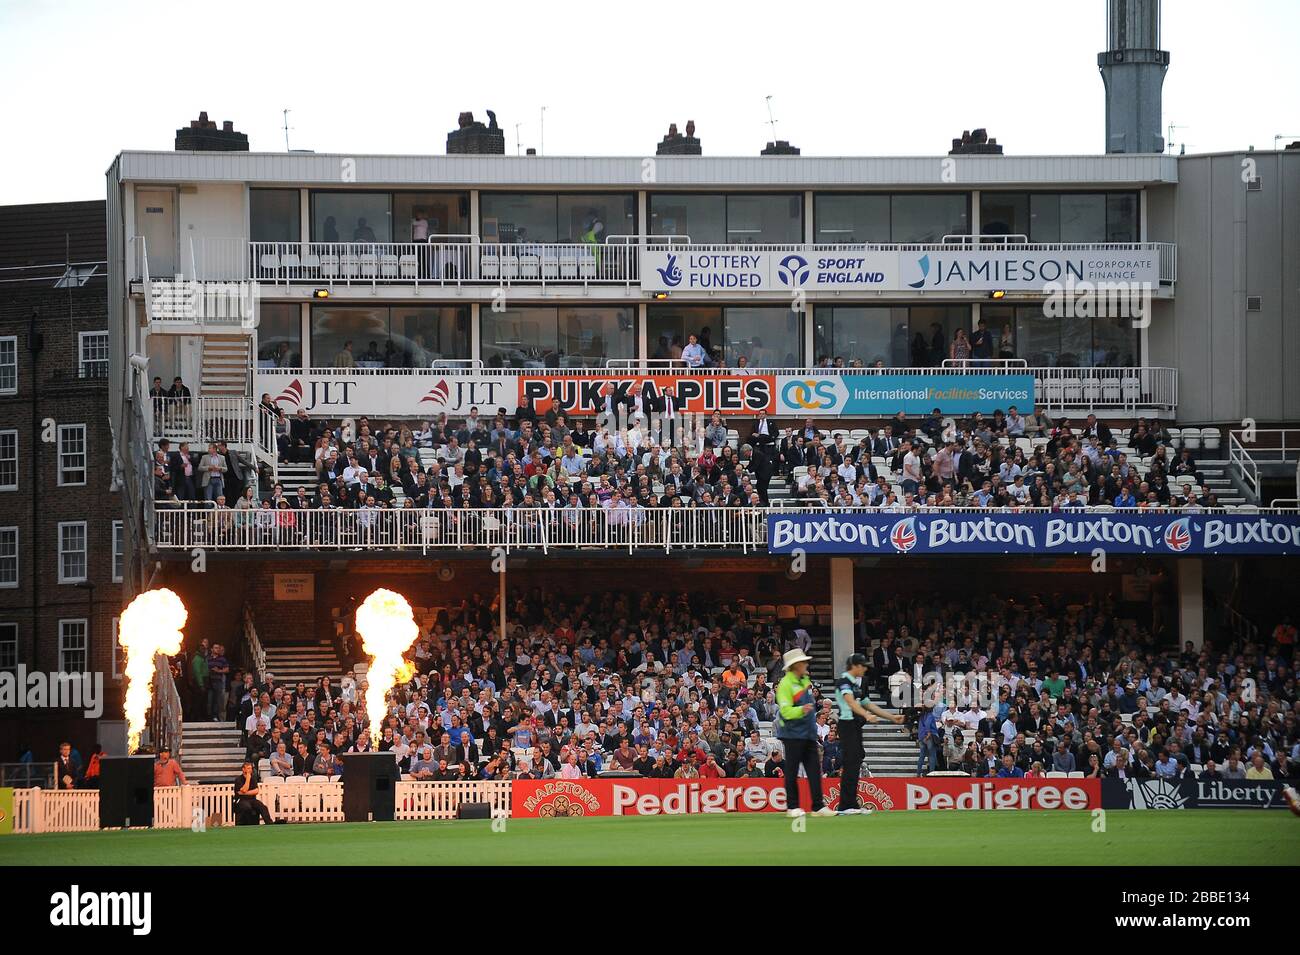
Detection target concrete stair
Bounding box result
[262,640,346,686]
[1193,460,1247,506]
[858,692,920,776]
[179,721,245,784]
[201,335,251,397]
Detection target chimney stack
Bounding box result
[1098,0,1169,153]
[447,110,505,154]
[948,129,1003,155]
[657,120,701,156]
[761,140,800,156]
[175,112,248,151]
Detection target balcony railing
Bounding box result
[152,503,1292,555]
[128,238,1177,289]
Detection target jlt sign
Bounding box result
[256,372,508,416]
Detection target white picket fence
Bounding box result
[8,781,512,832]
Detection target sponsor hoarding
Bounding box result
[767,512,1300,557]
[517,374,775,415]
[1102,777,1293,810]
[256,371,507,417]
[776,374,1034,415]
[511,776,1099,817]
[642,248,897,293]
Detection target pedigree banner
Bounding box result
[518,374,776,416]
[511,776,1099,817]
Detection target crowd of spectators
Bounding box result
[156,589,1297,790]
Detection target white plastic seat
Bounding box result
[399,254,418,279]
[260,253,280,275]
[1101,380,1121,404]
[480,251,500,279]
[1121,376,1141,406]
[1182,430,1201,451]
[1062,377,1082,404]
[379,253,399,278]
[1200,427,1221,451]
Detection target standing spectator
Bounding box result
[208,643,229,723]
[153,747,188,787]
[56,742,81,790]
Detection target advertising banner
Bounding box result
[640,247,1160,294]
[0,787,11,836]
[767,512,1300,557]
[518,374,776,415]
[510,776,1099,817]
[1102,777,1293,810]
[256,371,508,418]
[776,374,1034,416]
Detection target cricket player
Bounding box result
[835,653,903,814]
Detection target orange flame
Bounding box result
[356,589,418,738]
[118,589,188,753]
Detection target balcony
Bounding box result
[131,237,1176,294]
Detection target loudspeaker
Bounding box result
[99,755,154,828]
[457,801,492,820]
[341,752,398,822]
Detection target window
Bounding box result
[311,306,470,368]
[814,194,968,244]
[58,620,88,673]
[58,521,87,583]
[57,424,86,486]
[0,527,16,588]
[0,623,16,671]
[0,430,15,490]
[256,303,302,368]
[481,306,635,369]
[112,520,124,583]
[983,304,1139,368]
[646,305,802,368]
[311,192,392,244]
[979,192,1139,243]
[479,193,635,244]
[250,189,301,243]
[78,330,109,379]
[814,307,909,367]
[0,336,15,394]
[649,194,802,245]
[393,192,469,241]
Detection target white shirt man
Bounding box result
[681,336,707,368]
[902,447,922,485]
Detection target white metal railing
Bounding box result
[242,603,267,682]
[1228,429,1300,504]
[151,503,1296,554]
[150,396,263,446]
[249,239,640,287]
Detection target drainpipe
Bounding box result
[28,309,43,670]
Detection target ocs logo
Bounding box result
[776,254,810,286]
[890,517,919,553]
[1163,518,1192,552]
[781,379,838,411]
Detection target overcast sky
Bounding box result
[0,0,1296,203]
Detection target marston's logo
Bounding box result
[656,253,683,287]
[536,794,586,817]
[776,253,810,287]
[274,378,304,409]
[827,779,896,811]
[420,379,451,408]
[1163,518,1192,552]
[890,517,919,553]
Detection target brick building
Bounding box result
[0,200,123,759]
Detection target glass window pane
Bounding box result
[393,193,469,241]
[982,305,1021,361]
[979,193,1029,239]
[391,307,469,365]
[814,306,904,367]
[909,306,971,365]
[1015,305,1062,366]
[311,193,392,243]
[480,195,557,243]
[647,306,720,362]
[311,307,389,368]
[723,306,801,367]
[557,195,635,243]
[814,195,889,244]
[257,303,301,367]
[1106,193,1139,242]
[1092,316,1137,367]
[726,195,802,244]
[649,194,725,243]
[251,190,301,243]
[891,195,968,243]
[1059,194,1107,243]
[482,307,559,368]
[559,307,635,368]
[1029,194,1061,243]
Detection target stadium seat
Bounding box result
[1182,429,1201,451]
[1045,771,1068,778]
[1201,427,1221,451]
[1165,427,1181,448]
[776,605,797,623]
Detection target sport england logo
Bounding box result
[776,254,810,287]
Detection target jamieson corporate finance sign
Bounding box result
[776,374,1034,415]
[767,512,1300,557]
[641,248,1159,293]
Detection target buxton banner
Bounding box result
[1102,777,1294,811]
[767,511,1300,557]
[776,374,1034,416]
[511,776,1099,817]
[518,374,776,415]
